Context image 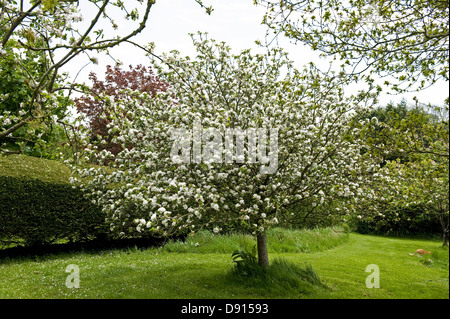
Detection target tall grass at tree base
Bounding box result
[161,227,349,254]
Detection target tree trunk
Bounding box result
[439,214,448,246]
[257,231,269,267]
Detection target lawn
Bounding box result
[0,229,448,299]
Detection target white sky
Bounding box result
[63,0,449,108]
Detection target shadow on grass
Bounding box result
[0,235,183,260]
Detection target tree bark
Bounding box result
[257,231,269,267]
[439,214,448,246]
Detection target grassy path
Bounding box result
[283,234,448,298]
[0,233,448,299]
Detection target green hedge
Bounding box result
[0,174,107,247]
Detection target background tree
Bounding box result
[398,158,449,246]
[75,64,168,157]
[254,0,449,92]
[361,99,448,160]
[73,36,380,267]
[354,100,449,245]
[0,0,160,152]
[0,16,68,155]
[353,156,448,245]
[0,0,215,154]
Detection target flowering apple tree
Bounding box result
[72,36,380,266]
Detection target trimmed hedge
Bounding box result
[0,155,107,246]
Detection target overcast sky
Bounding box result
[64,0,449,108]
